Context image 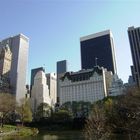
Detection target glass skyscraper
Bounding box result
[80,30,117,74]
[128,26,140,86]
[57,60,67,74]
[56,60,68,103]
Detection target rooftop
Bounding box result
[80,30,113,41]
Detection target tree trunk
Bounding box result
[1,117,4,128]
[22,120,24,127]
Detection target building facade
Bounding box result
[0,45,12,93]
[59,66,110,105]
[46,73,57,107]
[108,74,124,96]
[30,67,45,96]
[0,45,12,78]
[56,60,68,102]
[80,30,117,74]
[31,70,51,113]
[0,34,29,102]
[128,26,140,86]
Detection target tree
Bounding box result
[85,87,140,140]
[17,98,32,126]
[35,103,51,121]
[0,93,16,127]
[52,109,73,122]
[61,101,92,118]
[85,104,108,140]
[109,87,140,139]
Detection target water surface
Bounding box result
[0,131,85,140]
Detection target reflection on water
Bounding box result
[0,131,130,140]
[43,135,58,140]
[41,131,85,140]
[0,131,85,140]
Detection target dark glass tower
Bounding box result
[57,60,67,74]
[80,30,117,74]
[56,60,68,103]
[128,26,140,86]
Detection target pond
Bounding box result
[0,131,85,140]
[0,130,131,140]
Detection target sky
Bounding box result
[0,0,140,84]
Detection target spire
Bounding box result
[95,57,98,66]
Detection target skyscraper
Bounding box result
[80,30,117,74]
[0,34,29,102]
[56,60,68,103]
[57,60,67,74]
[30,67,45,96]
[128,26,140,86]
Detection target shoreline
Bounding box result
[0,125,39,137]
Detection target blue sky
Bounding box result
[0,0,140,84]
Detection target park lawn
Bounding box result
[0,125,16,132]
[0,125,38,137]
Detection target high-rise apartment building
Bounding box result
[0,34,29,102]
[80,30,117,74]
[128,26,140,86]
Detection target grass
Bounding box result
[0,125,38,137]
[18,126,38,136]
[0,125,16,132]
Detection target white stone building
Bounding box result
[59,66,110,105]
[31,70,51,113]
[108,74,124,96]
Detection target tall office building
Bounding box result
[80,30,117,74]
[0,34,29,102]
[128,26,140,86]
[57,60,67,74]
[56,60,68,103]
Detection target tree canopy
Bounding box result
[85,87,140,140]
[0,93,16,127]
[16,98,32,126]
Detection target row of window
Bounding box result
[60,82,105,104]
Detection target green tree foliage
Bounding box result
[108,87,140,139]
[52,109,72,122]
[17,98,32,126]
[0,93,16,127]
[35,103,51,121]
[61,101,92,118]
